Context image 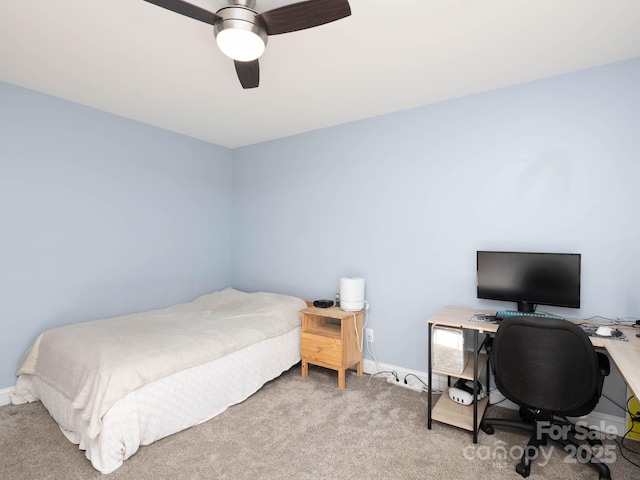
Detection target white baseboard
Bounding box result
[0,387,14,407]
[361,359,626,437]
[568,411,627,439]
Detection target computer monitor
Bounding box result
[476,251,581,313]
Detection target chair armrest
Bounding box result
[597,352,610,377]
[484,337,496,374]
[485,337,494,354]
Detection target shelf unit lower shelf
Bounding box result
[430,352,491,435]
[432,394,490,432]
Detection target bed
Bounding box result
[10,288,307,474]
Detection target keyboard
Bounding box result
[495,310,564,320]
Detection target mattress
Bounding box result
[10,288,307,473]
[18,326,301,474]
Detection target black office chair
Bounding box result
[480,316,611,479]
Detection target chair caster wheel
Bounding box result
[518,407,534,422]
[515,463,530,478]
[481,425,494,435]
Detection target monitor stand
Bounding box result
[517,301,536,313]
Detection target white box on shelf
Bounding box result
[432,325,468,374]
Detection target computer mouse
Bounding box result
[596,326,613,337]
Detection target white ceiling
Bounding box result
[1,0,639,148]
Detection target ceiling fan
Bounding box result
[143,0,351,89]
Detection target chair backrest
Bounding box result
[491,316,603,416]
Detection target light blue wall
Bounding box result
[3,58,639,416]
[231,58,640,413]
[0,82,233,388]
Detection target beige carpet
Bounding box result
[1,365,637,479]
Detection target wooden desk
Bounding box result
[426,306,500,333]
[548,321,640,400]
[600,331,640,400]
[426,306,640,442]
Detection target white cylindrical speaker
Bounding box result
[340,277,365,311]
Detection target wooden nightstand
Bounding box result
[300,306,364,389]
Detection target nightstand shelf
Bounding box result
[300,306,364,389]
[305,323,341,338]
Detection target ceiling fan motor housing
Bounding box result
[230,0,256,7]
[213,6,268,61]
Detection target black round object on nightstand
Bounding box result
[313,299,334,308]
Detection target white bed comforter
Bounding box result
[12,288,305,440]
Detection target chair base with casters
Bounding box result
[481,407,611,479]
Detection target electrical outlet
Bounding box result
[366,328,374,342]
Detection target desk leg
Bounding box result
[427,323,432,429]
[473,330,478,444]
[301,360,308,379]
[486,335,491,405]
[338,369,346,390]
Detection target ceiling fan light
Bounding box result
[216,27,265,62]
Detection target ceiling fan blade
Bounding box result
[234,60,260,89]
[143,0,221,25]
[257,0,351,35]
